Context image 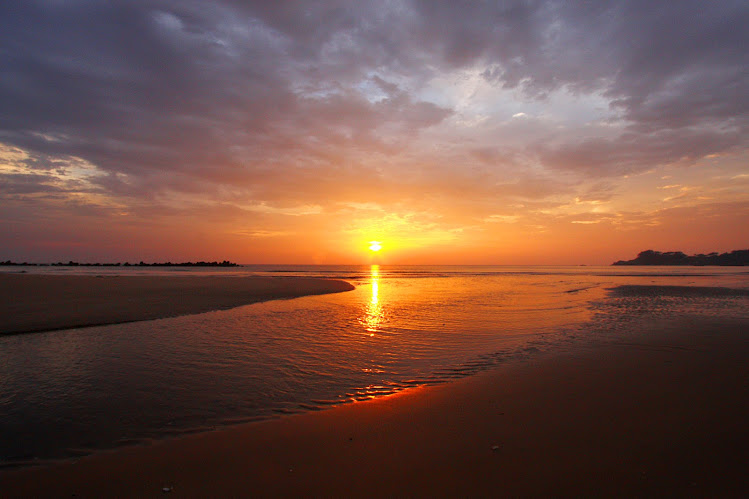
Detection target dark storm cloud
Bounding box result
[0,0,747,201]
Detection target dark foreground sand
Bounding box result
[1,315,746,497]
[0,273,354,335]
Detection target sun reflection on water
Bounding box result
[361,265,385,335]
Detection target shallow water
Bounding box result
[1,265,747,467]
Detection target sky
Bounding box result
[1,0,747,265]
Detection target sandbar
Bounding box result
[0,273,354,335]
[1,315,746,496]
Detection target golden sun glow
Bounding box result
[368,241,382,252]
[360,265,384,335]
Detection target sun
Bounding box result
[368,241,382,252]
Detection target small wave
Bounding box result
[610,285,749,297]
[565,285,598,293]
[309,398,346,406]
[297,403,326,411]
[0,458,46,470]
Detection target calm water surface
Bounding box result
[1,265,747,467]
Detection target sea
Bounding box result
[1,264,748,468]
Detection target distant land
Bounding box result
[613,250,749,266]
[0,260,239,267]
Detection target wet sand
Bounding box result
[0,273,354,335]
[1,315,746,497]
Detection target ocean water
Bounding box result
[1,265,748,468]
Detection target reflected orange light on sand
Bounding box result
[361,265,384,335]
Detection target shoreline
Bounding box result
[0,274,355,335]
[1,316,746,497]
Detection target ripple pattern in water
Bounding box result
[1,265,747,467]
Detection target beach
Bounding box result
[3,0,747,495]
[0,270,747,497]
[0,273,354,335]
[1,315,746,497]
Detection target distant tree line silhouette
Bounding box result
[1,260,238,267]
[613,249,749,266]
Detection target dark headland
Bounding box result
[613,249,749,266]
